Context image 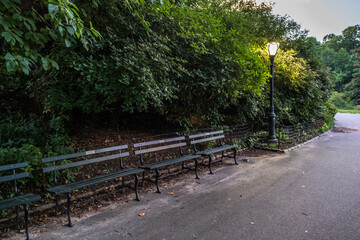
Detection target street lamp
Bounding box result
[266,41,279,143]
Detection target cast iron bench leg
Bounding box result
[208,155,214,174]
[141,171,145,187]
[16,206,20,230]
[195,159,200,179]
[54,195,59,216]
[67,193,74,227]
[24,204,30,240]
[134,174,140,201]
[181,162,185,173]
[221,151,225,162]
[155,169,161,193]
[121,177,125,194]
[234,148,238,165]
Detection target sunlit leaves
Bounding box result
[275,49,316,91]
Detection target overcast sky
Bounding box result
[255,0,360,41]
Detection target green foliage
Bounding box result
[345,49,360,104]
[328,92,356,110]
[321,122,332,133]
[247,131,267,148]
[320,25,360,103]
[319,47,355,91]
[0,0,337,165]
[338,109,360,113]
[0,113,74,193]
[1,0,336,130]
[0,0,101,75]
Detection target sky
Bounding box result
[255,0,360,41]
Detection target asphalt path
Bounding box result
[31,113,360,240]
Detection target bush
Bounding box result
[329,91,357,110]
[0,113,74,197]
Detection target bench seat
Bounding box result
[47,168,144,195]
[195,144,238,156]
[140,155,200,170]
[0,193,40,211]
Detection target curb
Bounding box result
[280,129,332,153]
[254,129,332,153]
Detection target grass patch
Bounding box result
[338,109,360,114]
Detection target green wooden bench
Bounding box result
[0,162,40,240]
[42,145,143,227]
[134,136,201,193]
[189,130,238,174]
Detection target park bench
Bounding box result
[134,136,201,193]
[0,162,41,240]
[42,145,144,227]
[189,130,238,174]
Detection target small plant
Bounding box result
[103,168,113,174]
[268,143,278,149]
[321,123,330,132]
[247,131,267,148]
[231,138,246,150]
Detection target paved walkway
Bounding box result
[12,113,360,240]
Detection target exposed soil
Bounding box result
[332,127,358,133]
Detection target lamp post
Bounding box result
[266,41,279,143]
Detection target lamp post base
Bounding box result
[267,111,278,143]
[266,135,278,143]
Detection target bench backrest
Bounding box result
[42,145,129,186]
[0,162,30,196]
[133,136,186,165]
[188,130,225,152]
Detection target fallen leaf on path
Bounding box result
[168,192,174,195]
[250,222,254,225]
[240,195,243,198]
[139,213,145,216]
[141,208,146,210]
[301,185,306,188]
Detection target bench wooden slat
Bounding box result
[190,135,224,145]
[43,152,130,173]
[0,193,41,210]
[188,130,223,139]
[134,142,186,155]
[0,162,28,171]
[195,144,238,155]
[133,136,185,148]
[42,145,128,163]
[140,154,200,170]
[47,168,144,195]
[0,172,29,183]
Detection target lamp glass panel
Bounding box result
[267,42,279,56]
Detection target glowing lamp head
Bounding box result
[267,41,279,57]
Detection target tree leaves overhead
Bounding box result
[1,0,335,129]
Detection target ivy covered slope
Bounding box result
[0,0,335,181]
